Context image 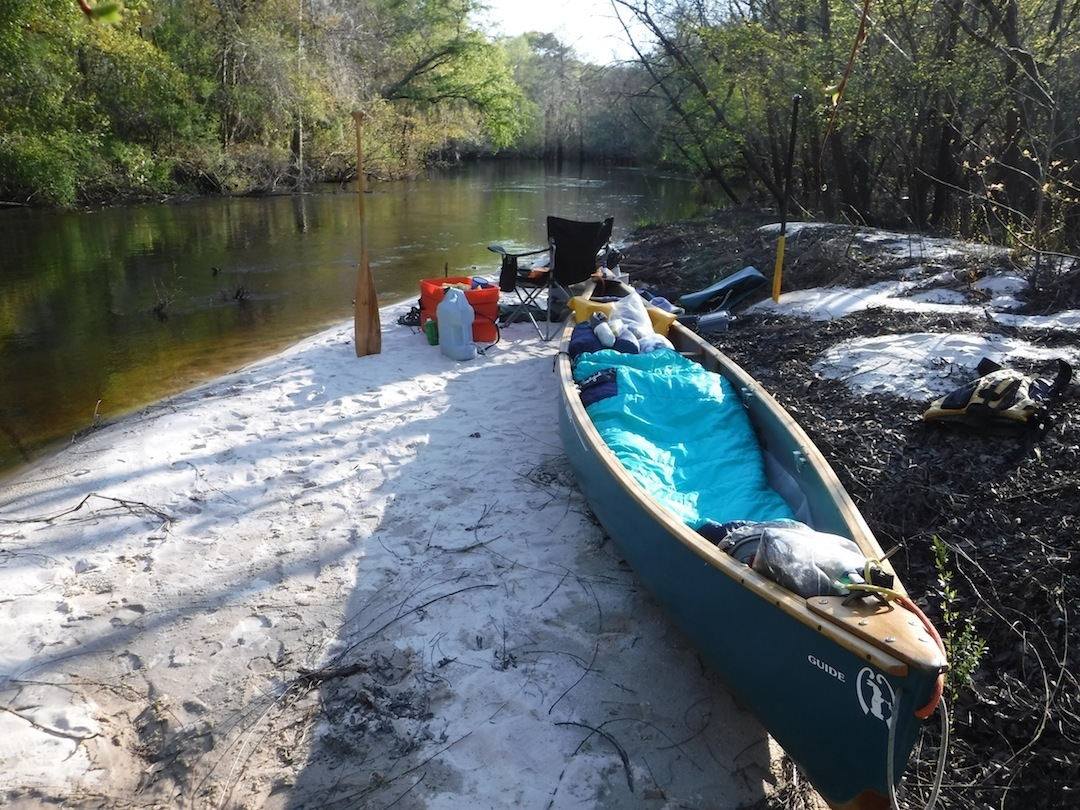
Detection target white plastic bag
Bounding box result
[611,292,654,337]
[729,521,868,597]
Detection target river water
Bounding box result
[0,161,700,477]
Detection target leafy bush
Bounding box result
[933,535,988,693]
[0,132,83,206]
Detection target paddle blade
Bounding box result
[353,109,381,357]
[771,234,786,302]
[354,249,382,356]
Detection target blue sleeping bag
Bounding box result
[573,349,795,529]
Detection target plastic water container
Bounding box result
[436,287,477,361]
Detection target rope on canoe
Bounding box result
[849,563,950,808]
[843,561,948,720]
[888,687,949,810]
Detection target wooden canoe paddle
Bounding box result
[771,93,801,302]
[352,110,382,356]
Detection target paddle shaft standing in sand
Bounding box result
[352,110,381,356]
[771,94,801,302]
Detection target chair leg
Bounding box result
[522,290,547,340]
[499,287,547,339]
[541,290,555,341]
[540,283,568,342]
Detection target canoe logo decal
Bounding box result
[856,667,895,726]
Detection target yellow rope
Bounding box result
[834,559,905,601]
[843,580,905,601]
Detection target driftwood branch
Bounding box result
[0,492,172,526]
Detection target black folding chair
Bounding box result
[488,216,614,341]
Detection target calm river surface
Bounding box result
[1,161,700,477]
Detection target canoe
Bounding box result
[556,280,947,810]
[677,264,766,312]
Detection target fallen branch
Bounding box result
[0,704,101,743]
[0,492,172,526]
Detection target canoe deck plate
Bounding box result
[807,596,945,670]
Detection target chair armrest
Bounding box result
[487,245,549,259]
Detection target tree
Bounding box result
[0,0,98,203]
[1,0,536,202]
[606,0,1080,264]
[367,0,526,170]
[498,32,581,160]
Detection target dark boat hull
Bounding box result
[556,290,945,809]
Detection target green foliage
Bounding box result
[496,33,575,157]
[0,0,541,203]
[932,536,988,693]
[0,133,82,206]
[0,0,201,201]
[82,20,202,144]
[83,1,125,24]
[371,0,528,162]
[0,2,90,203]
[0,1,88,132]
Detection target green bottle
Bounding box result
[424,318,438,345]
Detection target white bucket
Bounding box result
[437,287,477,361]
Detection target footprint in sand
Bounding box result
[108,603,146,628]
[120,651,143,672]
[230,614,272,647]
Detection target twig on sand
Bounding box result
[0,492,172,527]
[295,660,369,686]
[216,687,288,810]
[380,771,427,808]
[547,574,603,715]
[296,583,496,685]
[441,502,497,553]
[532,566,572,610]
[0,704,101,743]
[557,720,634,791]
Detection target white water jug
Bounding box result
[436,287,476,361]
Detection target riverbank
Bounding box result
[625,213,1080,809]
[0,301,786,809]
[2,212,1077,809]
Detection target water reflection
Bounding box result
[0,161,700,476]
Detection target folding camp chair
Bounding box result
[488,216,614,341]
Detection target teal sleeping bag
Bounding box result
[573,349,795,529]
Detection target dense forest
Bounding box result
[2,0,1079,268]
[0,0,658,203]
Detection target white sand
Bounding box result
[0,301,780,809]
[4,227,1077,808]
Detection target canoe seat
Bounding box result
[678,265,766,313]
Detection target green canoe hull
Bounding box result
[557,303,945,809]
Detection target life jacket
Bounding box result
[923,357,1072,439]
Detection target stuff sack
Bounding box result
[923,357,1072,439]
[737,521,870,598]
